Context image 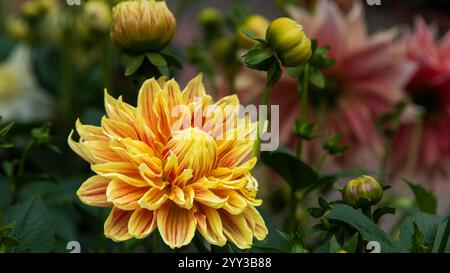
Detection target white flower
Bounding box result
[0,45,53,122]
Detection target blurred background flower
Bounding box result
[391,17,450,179]
[0,45,53,122]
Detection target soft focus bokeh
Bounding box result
[0,0,449,253]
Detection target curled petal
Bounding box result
[192,183,228,209]
[77,175,111,207]
[139,163,166,189]
[92,162,148,187]
[214,190,247,215]
[104,90,136,126]
[104,207,133,242]
[139,187,168,210]
[243,206,268,241]
[106,180,149,210]
[101,117,139,140]
[157,202,197,249]
[182,74,206,103]
[128,207,157,239]
[220,210,253,249]
[195,205,226,247]
[75,119,107,141]
[68,130,90,163]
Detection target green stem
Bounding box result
[315,153,327,172]
[405,119,423,176]
[18,140,34,177]
[438,216,450,253]
[287,190,298,233]
[297,64,310,158]
[252,83,271,158]
[378,137,392,183]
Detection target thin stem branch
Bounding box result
[252,83,271,158]
[297,64,310,159]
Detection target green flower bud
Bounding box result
[110,0,176,53]
[266,17,312,67]
[198,7,222,35]
[342,176,383,208]
[236,15,269,49]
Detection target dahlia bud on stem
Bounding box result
[342,176,384,210]
[110,0,181,80]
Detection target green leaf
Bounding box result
[309,68,325,89]
[399,211,442,252]
[372,207,396,224]
[308,207,324,218]
[343,234,359,253]
[326,204,406,253]
[243,44,274,71]
[4,196,55,252]
[261,147,319,191]
[125,54,145,76]
[411,222,428,253]
[161,52,183,69]
[406,180,437,214]
[2,236,20,248]
[0,122,14,137]
[146,52,169,77]
[329,236,341,253]
[267,56,283,87]
[433,215,450,252]
[241,29,257,40]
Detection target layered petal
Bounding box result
[157,202,197,248]
[77,175,111,207]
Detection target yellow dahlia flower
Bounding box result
[68,75,268,249]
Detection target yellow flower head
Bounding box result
[110,0,176,53]
[68,75,268,249]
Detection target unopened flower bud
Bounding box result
[83,0,112,34]
[110,0,176,53]
[266,17,312,67]
[236,15,269,49]
[21,0,52,20]
[198,8,222,35]
[5,17,29,41]
[342,176,383,208]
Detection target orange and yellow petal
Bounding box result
[128,207,157,239]
[92,162,148,187]
[243,206,268,241]
[195,205,227,246]
[157,202,197,249]
[106,179,149,210]
[138,187,169,210]
[220,210,253,249]
[104,207,133,242]
[77,175,111,207]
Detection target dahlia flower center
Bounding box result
[163,127,217,182]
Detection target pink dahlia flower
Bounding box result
[391,17,450,178]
